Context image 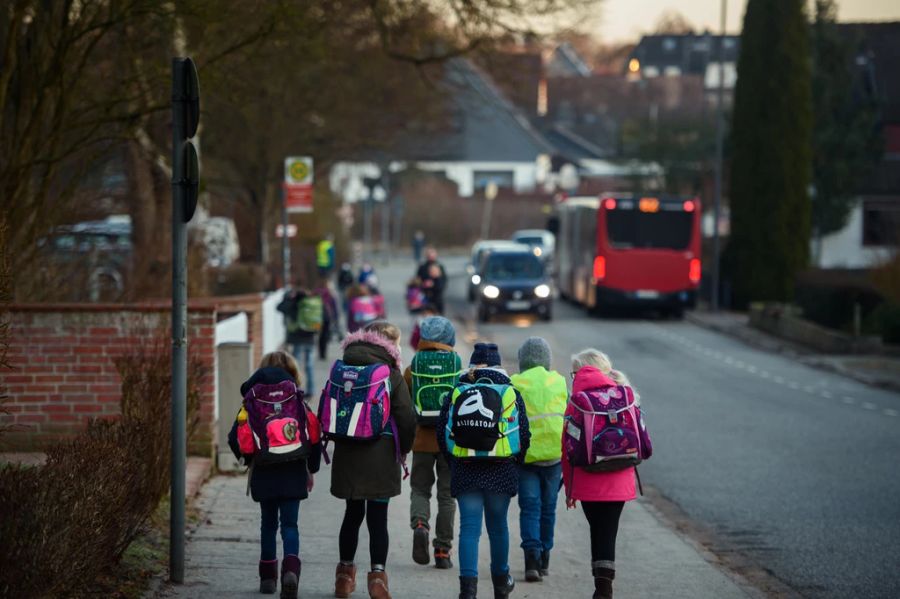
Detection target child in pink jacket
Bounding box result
[562,349,639,599]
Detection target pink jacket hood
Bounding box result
[341,329,403,370]
[572,366,618,395]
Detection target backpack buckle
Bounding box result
[344,381,353,394]
[607,409,617,424]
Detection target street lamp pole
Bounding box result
[711,0,727,311]
[481,181,498,240]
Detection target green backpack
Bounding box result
[288,296,323,333]
[411,350,462,425]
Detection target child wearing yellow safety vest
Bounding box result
[510,337,568,583]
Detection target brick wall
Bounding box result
[2,304,217,454]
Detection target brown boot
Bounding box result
[592,563,615,599]
[367,570,392,599]
[335,562,356,598]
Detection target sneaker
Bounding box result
[434,548,453,569]
[412,523,430,565]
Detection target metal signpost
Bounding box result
[282,156,313,287]
[711,0,727,311]
[170,57,200,584]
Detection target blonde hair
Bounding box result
[364,320,401,345]
[259,350,302,387]
[571,348,639,402]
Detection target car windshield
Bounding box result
[484,254,544,280]
[514,236,545,246]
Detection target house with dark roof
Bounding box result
[816,22,900,268]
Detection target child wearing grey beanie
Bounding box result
[518,337,551,371]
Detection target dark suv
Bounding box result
[475,250,553,322]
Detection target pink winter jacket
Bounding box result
[561,366,637,502]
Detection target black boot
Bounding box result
[524,552,542,582]
[592,564,615,599]
[491,573,515,599]
[459,576,478,599]
[539,551,550,576]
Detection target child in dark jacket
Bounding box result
[438,343,531,599]
[227,351,322,599]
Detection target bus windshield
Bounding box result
[606,210,693,250]
[484,254,544,280]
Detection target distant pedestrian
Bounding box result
[510,337,568,582]
[227,351,322,599]
[317,235,336,277]
[416,247,447,314]
[413,230,426,263]
[337,262,355,296]
[313,278,341,360]
[346,284,386,334]
[438,343,531,599]
[562,349,651,599]
[359,262,380,294]
[404,316,462,570]
[325,321,417,599]
[277,288,321,396]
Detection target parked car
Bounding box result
[475,248,553,322]
[466,239,530,301]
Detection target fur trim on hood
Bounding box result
[341,329,403,370]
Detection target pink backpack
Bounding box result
[348,296,379,332]
[563,384,652,472]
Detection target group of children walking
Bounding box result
[229,316,651,599]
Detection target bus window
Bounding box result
[607,210,693,250]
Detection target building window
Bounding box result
[862,199,900,246]
[473,171,514,190]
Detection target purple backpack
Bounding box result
[564,384,652,472]
[242,380,315,466]
[318,360,393,441]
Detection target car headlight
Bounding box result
[533,247,543,257]
[471,274,481,285]
[535,284,551,298]
[483,285,500,299]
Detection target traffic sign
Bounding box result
[284,156,313,213]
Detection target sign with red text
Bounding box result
[284,156,313,213]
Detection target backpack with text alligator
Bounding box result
[287,295,323,334]
[444,382,521,461]
[563,384,651,472]
[318,360,393,441]
[237,380,320,465]
[411,350,461,425]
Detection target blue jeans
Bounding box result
[291,342,315,396]
[518,463,562,557]
[260,499,300,561]
[457,490,511,578]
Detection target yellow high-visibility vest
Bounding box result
[511,367,568,464]
[316,240,334,268]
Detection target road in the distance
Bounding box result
[442,257,900,599]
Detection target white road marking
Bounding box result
[885,409,898,417]
[789,382,801,390]
[843,396,857,404]
[862,402,877,410]
[804,386,816,394]
[821,391,833,399]
[773,376,785,384]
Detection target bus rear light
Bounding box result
[683,200,696,212]
[593,256,606,281]
[602,198,616,210]
[639,197,660,213]
[689,259,701,284]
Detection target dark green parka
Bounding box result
[329,330,416,500]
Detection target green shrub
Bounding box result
[0,343,205,599]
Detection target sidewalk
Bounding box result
[686,310,900,392]
[156,257,763,599]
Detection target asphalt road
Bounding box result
[441,256,900,599]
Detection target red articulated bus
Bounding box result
[554,193,701,317]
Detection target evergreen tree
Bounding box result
[725,0,812,306]
[811,0,882,254]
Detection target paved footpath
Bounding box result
[157,256,764,599]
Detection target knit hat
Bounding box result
[469,342,501,367]
[518,337,551,371]
[419,316,456,347]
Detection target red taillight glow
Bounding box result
[689,259,701,284]
[593,256,606,281]
[602,198,616,210]
[683,200,695,212]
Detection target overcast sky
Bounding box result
[591,0,900,44]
